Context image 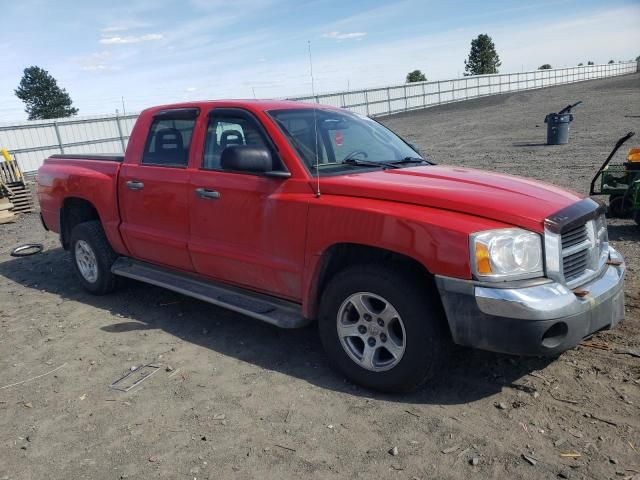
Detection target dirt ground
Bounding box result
[1,74,639,480]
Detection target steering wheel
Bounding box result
[344,150,368,161]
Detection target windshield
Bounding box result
[267,108,422,176]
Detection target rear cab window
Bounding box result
[142,108,199,168]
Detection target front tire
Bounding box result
[70,221,119,295]
[318,264,449,392]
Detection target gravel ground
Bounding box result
[1,73,639,480]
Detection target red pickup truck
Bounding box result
[37,100,626,392]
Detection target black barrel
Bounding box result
[544,101,582,145]
[544,112,573,145]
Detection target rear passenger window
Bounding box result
[142,118,196,167]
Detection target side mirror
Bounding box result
[221,146,273,173]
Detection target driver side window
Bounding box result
[203,114,275,171]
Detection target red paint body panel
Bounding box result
[188,172,311,300]
[37,99,585,318]
[37,159,129,255]
[118,164,193,271]
[317,166,583,233]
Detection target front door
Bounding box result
[188,108,308,300]
[119,108,198,271]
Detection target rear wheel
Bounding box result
[70,221,119,295]
[318,264,449,392]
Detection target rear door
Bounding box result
[188,108,309,300]
[119,108,198,271]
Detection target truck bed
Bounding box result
[49,154,124,162]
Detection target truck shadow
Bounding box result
[512,142,548,147]
[607,223,640,242]
[0,247,552,405]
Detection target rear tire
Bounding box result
[318,264,449,392]
[70,221,119,295]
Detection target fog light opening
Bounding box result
[541,322,568,349]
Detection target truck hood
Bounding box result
[317,165,584,232]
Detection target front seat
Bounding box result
[220,129,244,149]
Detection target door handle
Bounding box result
[195,187,220,200]
[126,180,144,190]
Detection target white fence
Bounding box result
[290,61,639,116]
[0,113,138,173]
[1,61,637,174]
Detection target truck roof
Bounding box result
[141,99,340,116]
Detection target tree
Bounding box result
[587,61,594,65]
[464,34,501,76]
[538,64,552,70]
[608,59,615,64]
[578,62,584,66]
[15,66,78,120]
[406,70,427,83]
[636,55,640,62]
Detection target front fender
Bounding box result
[301,196,509,318]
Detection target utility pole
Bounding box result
[121,96,126,116]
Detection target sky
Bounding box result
[1,0,639,121]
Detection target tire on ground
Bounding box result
[70,220,119,295]
[318,264,449,393]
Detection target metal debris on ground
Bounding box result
[580,339,610,351]
[10,243,44,257]
[560,452,581,458]
[583,412,618,427]
[274,444,296,452]
[0,362,67,390]
[614,348,640,359]
[109,363,161,392]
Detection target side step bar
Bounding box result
[111,257,310,329]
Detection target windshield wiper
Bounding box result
[389,157,432,165]
[341,158,400,169]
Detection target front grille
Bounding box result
[545,200,609,288]
[561,223,590,281]
[561,224,588,249]
[563,249,589,280]
[555,216,608,286]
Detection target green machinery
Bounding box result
[590,131,640,225]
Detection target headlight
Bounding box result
[470,228,543,280]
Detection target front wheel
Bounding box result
[318,264,449,392]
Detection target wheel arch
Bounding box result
[59,197,101,249]
[304,242,437,319]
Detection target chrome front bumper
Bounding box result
[435,247,625,356]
